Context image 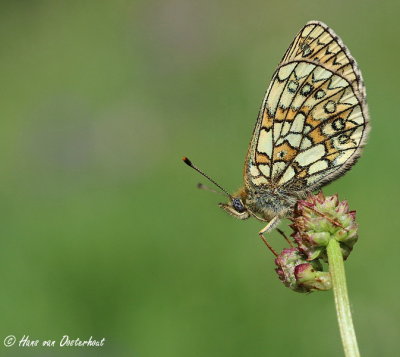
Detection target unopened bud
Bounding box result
[291,192,358,261]
[275,248,331,293]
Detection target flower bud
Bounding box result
[275,248,331,293]
[294,263,332,292]
[291,192,358,261]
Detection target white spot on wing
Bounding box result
[312,67,332,82]
[280,87,296,109]
[303,125,312,134]
[257,129,273,156]
[333,149,356,166]
[324,100,337,113]
[252,176,269,186]
[279,166,295,185]
[328,75,348,89]
[309,160,328,174]
[292,93,306,110]
[300,137,312,150]
[348,105,364,125]
[295,144,325,166]
[249,165,260,177]
[339,87,358,105]
[291,113,305,133]
[286,133,302,148]
[277,63,297,81]
[272,162,286,177]
[259,164,271,177]
[273,123,282,140]
[351,126,363,144]
[281,122,291,136]
[275,137,284,145]
[267,79,288,115]
[294,62,315,79]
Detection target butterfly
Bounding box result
[183,21,369,251]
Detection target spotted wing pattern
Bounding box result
[281,21,366,97]
[245,21,369,192]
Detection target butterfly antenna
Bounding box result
[182,157,232,199]
[197,183,226,196]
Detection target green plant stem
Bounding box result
[327,239,360,357]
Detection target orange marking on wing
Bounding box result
[337,107,354,120]
[324,140,341,159]
[274,107,290,122]
[298,169,308,178]
[326,152,340,162]
[273,142,298,161]
[344,121,357,131]
[313,79,333,95]
[256,152,271,164]
[308,127,326,144]
[284,108,298,121]
[262,111,274,129]
[306,115,324,129]
[335,102,354,115]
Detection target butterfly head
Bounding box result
[219,195,250,220]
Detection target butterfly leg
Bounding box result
[276,228,293,247]
[306,205,349,232]
[258,216,281,256]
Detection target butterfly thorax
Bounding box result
[242,186,304,221]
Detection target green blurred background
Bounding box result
[0,1,398,356]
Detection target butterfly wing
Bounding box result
[245,21,369,193]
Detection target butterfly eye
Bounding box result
[232,198,245,213]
